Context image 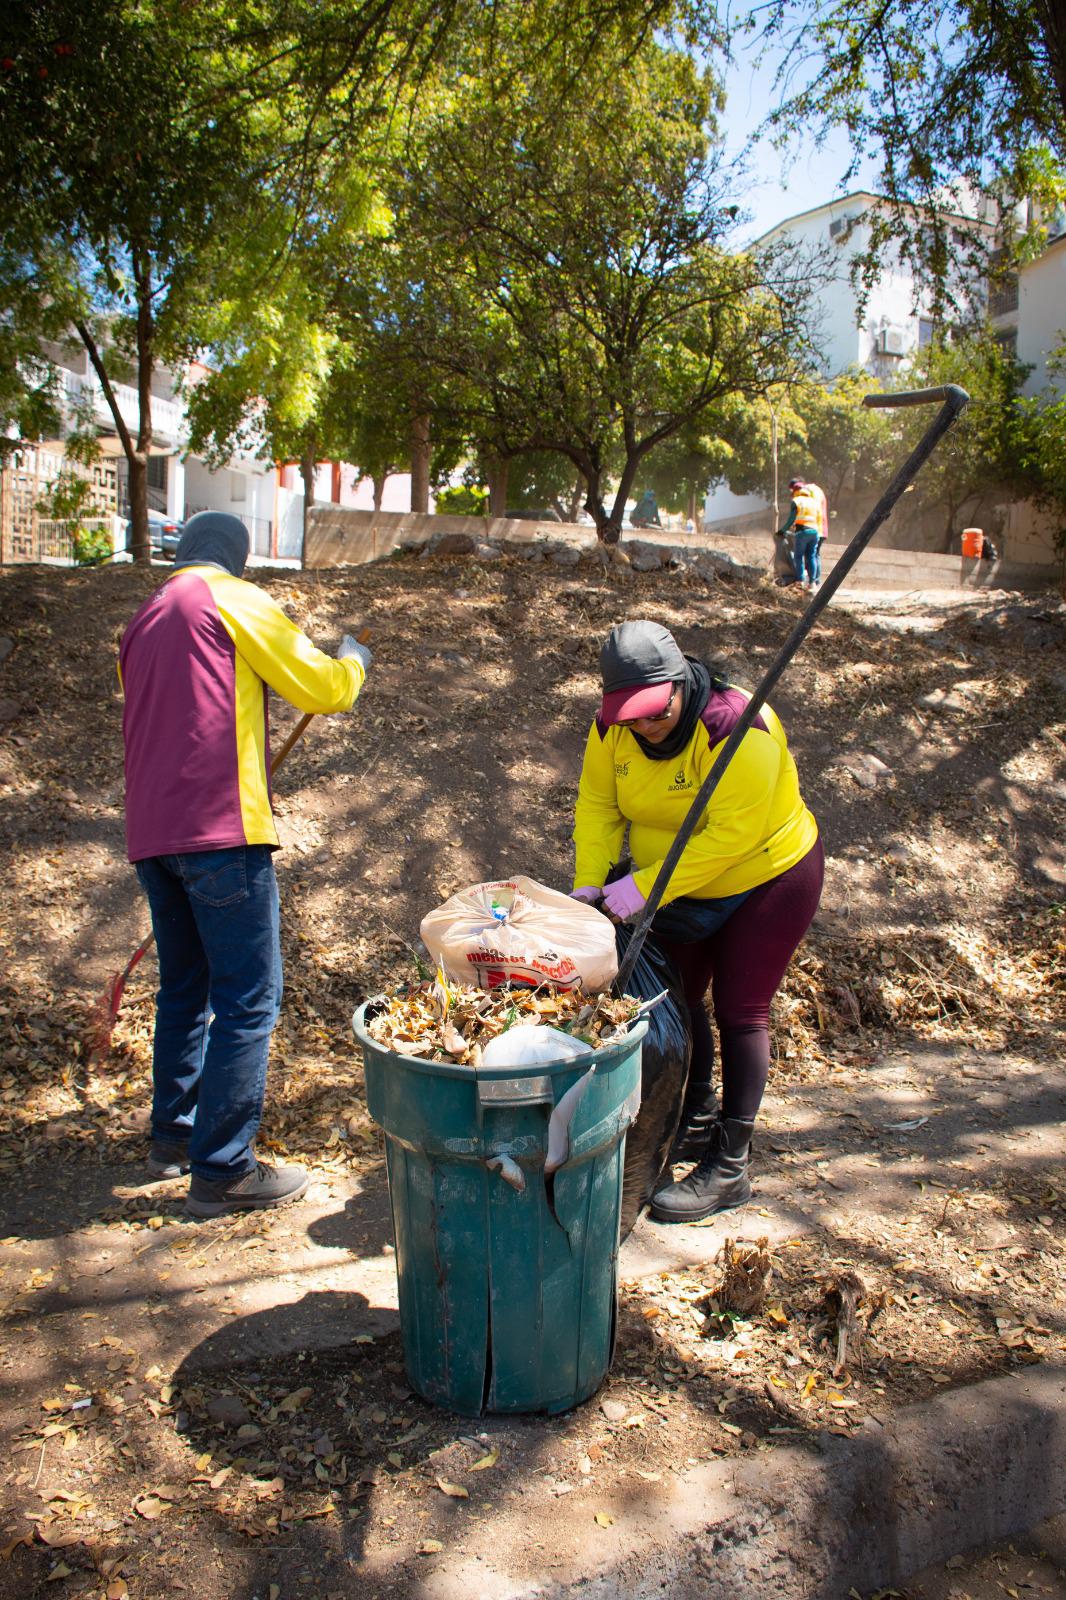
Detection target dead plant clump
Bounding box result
[713,1237,774,1317]
[771,905,1066,1078]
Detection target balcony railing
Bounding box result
[60,369,185,447]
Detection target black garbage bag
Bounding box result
[615,924,691,1239]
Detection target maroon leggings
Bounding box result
[655,839,824,1120]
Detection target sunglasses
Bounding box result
[617,685,678,728]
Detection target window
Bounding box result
[988,275,1019,317]
[918,317,936,348]
[230,472,246,502]
[987,247,1019,317]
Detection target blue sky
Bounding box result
[718,38,883,241]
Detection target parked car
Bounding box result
[125,510,184,560]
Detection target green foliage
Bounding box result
[387,40,813,540]
[150,0,723,502]
[435,484,487,516]
[504,452,584,517]
[1015,347,1066,550]
[641,415,736,512]
[70,523,114,566]
[882,331,1036,546]
[36,467,95,523]
[715,370,895,503]
[0,241,67,454]
[756,0,1066,305]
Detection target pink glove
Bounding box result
[570,886,601,904]
[601,874,646,920]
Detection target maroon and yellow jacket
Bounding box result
[119,566,363,862]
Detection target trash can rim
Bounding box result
[352,999,647,1080]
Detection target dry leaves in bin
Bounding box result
[714,1237,773,1316]
[365,976,639,1066]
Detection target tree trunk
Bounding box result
[567,473,584,523]
[582,461,619,545]
[300,439,317,557]
[604,451,642,546]
[372,473,386,512]
[127,453,150,564]
[131,258,155,566]
[409,412,430,514]
[76,256,155,566]
[486,456,509,518]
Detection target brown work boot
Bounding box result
[147,1139,190,1180]
[186,1161,308,1218]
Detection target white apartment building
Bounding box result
[992,220,1066,394]
[703,190,988,529]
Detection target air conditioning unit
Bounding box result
[829,218,845,238]
[879,326,907,356]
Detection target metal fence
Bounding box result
[8,517,115,566]
[1,450,119,564]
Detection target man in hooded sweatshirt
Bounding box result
[118,511,372,1217]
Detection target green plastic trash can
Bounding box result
[353,1001,646,1416]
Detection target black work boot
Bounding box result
[668,1082,719,1163]
[649,1116,755,1224]
[186,1161,308,1218]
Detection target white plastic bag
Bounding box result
[420,875,618,992]
[480,1024,593,1068]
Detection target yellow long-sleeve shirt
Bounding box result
[572,687,817,904]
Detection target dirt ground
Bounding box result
[0,548,1064,1599]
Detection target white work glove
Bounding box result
[338,634,373,673]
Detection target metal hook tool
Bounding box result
[613,384,971,995]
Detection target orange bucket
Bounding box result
[961,528,983,558]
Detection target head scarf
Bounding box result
[172,510,250,577]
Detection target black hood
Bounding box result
[172,511,250,578]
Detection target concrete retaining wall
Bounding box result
[408,1365,1066,1600]
[304,505,1059,593]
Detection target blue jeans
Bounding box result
[792,529,819,584]
[134,846,282,1182]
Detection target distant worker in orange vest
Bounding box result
[776,477,828,591]
[808,481,829,584]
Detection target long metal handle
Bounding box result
[613,384,970,996]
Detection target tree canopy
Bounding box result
[373,42,816,540]
[756,0,1066,303]
[1,0,718,557]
